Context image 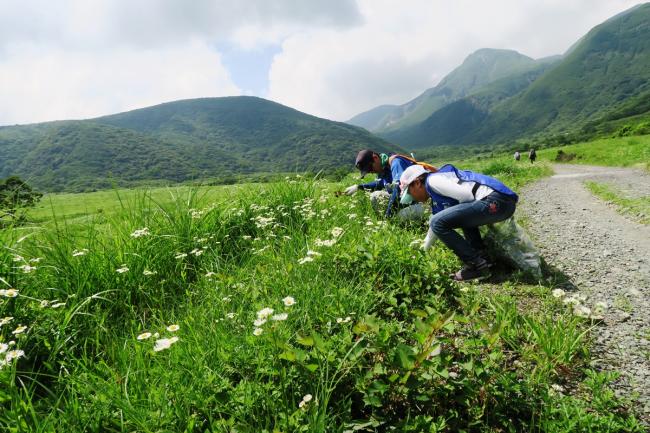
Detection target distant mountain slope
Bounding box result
[388,3,650,147]
[382,57,561,146]
[0,97,395,192]
[347,48,539,132]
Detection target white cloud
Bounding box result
[268,0,642,121]
[0,40,240,124]
[0,0,643,124]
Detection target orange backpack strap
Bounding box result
[395,154,438,173]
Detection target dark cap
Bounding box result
[355,149,375,178]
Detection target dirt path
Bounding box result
[520,164,650,421]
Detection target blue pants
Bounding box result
[430,192,517,263]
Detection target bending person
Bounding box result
[345,149,432,221]
[399,164,518,281]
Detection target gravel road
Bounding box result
[519,164,650,422]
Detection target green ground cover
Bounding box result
[1,155,643,432]
[585,181,650,225]
[535,135,650,170]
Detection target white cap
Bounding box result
[399,165,430,198]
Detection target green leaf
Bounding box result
[296,334,314,346]
[394,344,416,370]
[305,364,319,372]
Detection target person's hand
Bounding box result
[422,228,437,251]
[344,185,359,196]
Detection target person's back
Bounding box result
[514,151,521,161]
[528,149,536,163]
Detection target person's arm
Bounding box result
[427,172,476,203]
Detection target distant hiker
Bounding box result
[528,148,537,164]
[514,151,521,161]
[344,149,436,221]
[399,164,518,281]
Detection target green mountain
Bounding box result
[347,48,539,132]
[0,97,395,192]
[382,57,561,146]
[386,3,650,148]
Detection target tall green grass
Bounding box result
[0,164,643,431]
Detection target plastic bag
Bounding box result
[481,217,542,278]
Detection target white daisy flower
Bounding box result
[282,296,296,307]
[153,336,179,352]
[137,332,152,340]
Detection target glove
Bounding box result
[422,228,437,251]
[344,185,359,196]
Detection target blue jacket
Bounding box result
[359,154,414,217]
[424,164,518,214]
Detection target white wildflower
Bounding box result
[0,343,8,353]
[331,227,344,238]
[205,271,216,277]
[336,316,352,324]
[242,235,252,240]
[72,249,88,257]
[18,264,36,273]
[282,296,296,307]
[306,250,321,257]
[116,266,129,273]
[12,325,27,335]
[298,256,314,264]
[29,257,42,263]
[0,317,13,326]
[573,305,591,318]
[314,238,336,247]
[5,350,25,362]
[12,255,24,262]
[226,313,236,319]
[271,313,288,322]
[551,289,565,298]
[40,300,49,308]
[130,227,150,238]
[253,318,267,327]
[256,308,274,320]
[253,327,264,336]
[137,332,152,340]
[51,302,66,309]
[166,324,180,332]
[143,269,157,276]
[153,336,179,352]
[174,253,188,259]
[563,296,580,306]
[0,289,19,298]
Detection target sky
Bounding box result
[0,0,643,125]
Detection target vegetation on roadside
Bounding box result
[585,181,650,225]
[1,157,643,432]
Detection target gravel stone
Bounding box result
[520,164,650,425]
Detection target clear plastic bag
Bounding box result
[481,217,542,278]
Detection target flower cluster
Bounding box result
[137,323,181,352]
[552,289,608,319]
[252,296,295,336]
[130,227,150,238]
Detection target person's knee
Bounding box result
[430,215,451,234]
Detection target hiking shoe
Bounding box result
[451,258,491,282]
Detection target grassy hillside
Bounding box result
[383,4,650,148]
[0,97,395,192]
[348,49,541,132]
[383,59,560,147]
[1,147,644,431]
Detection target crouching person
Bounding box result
[344,149,430,222]
[399,164,518,281]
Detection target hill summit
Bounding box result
[0,96,394,192]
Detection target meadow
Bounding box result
[1,151,646,432]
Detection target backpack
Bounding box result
[392,154,438,173]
